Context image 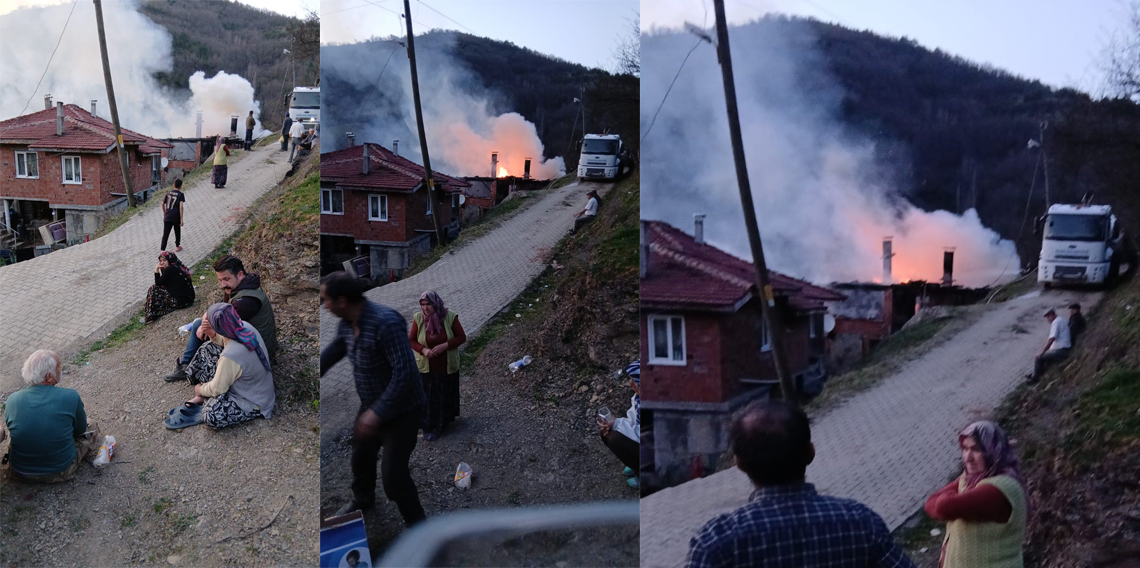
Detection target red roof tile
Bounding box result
[0,104,172,153]
[642,221,845,312]
[321,142,470,194]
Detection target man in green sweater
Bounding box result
[3,350,100,483]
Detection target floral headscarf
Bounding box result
[207,303,271,371]
[160,251,192,281]
[960,420,1030,515]
[420,290,448,337]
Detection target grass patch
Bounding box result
[121,513,137,528]
[169,512,199,535]
[403,193,534,279]
[153,497,173,514]
[249,172,319,238]
[74,316,146,365]
[138,466,156,485]
[987,273,1038,303]
[551,173,577,189]
[458,274,552,373]
[1071,367,1140,454]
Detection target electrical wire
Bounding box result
[18,0,80,118]
[354,43,404,122]
[417,0,476,34]
[640,37,704,143]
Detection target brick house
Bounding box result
[640,219,845,491]
[1,99,171,245]
[319,141,469,276]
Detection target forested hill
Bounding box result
[139,0,318,128]
[320,31,638,170]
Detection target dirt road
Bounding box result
[639,287,1102,567]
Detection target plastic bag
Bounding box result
[454,462,472,489]
[93,435,116,468]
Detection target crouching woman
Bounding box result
[165,303,276,430]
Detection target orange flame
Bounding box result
[497,165,509,178]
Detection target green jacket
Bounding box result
[233,287,278,359]
[943,474,1026,568]
[413,310,459,374]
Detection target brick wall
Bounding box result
[641,311,725,404]
[320,184,459,245]
[2,146,155,208]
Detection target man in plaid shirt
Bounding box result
[320,272,427,526]
[687,400,916,568]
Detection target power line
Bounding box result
[640,37,704,143]
[417,0,476,34]
[354,42,405,122]
[18,0,80,117]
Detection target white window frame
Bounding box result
[15,151,39,179]
[368,194,388,221]
[648,314,687,366]
[61,155,82,184]
[321,188,344,215]
[426,191,433,216]
[760,315,772,352]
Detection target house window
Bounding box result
[152,156,160,183]
[368,194,388,221]
[810,313,824,339]
[760,315,771,352]
[15,151,38,179]
[321,188,344,214]
[426,192,433,216]
[452,194,460,209]
[648,315,686,365]
[62,156,82,184]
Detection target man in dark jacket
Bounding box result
[244,111,256,150]
[280,115,293,151]
[1068,303,1086,342]
[164,255,278,382]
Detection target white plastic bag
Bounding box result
[454,462,472,489]
[93,435,116,468]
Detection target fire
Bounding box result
[497,166,509,178]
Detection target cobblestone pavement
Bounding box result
[319,180,608,450]
[639,287,1102,567]
[0,143,288,395]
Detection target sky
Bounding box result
[321,0,640,71]
[642,0,1135,95]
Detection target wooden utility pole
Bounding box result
[711,0,797,402]
[403,0,445,246]
[93,0,136,208]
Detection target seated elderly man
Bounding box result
[3,350,100,483]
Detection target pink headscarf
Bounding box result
[959,420,1030,516]
[420,290,448,337]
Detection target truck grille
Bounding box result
[586,168,604,176]
[1054,265,1088,279]
[1054,254,1089,260]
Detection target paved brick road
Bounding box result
[318,180,608,449]
[0,143,287,395]
[639,288,1101,567]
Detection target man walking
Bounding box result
[244,110,256,150]
[288,119,305,163]
[686,400,915,568]
[161,179,185,252]
[319,271,427,527]
[280,114,293,151]
[1029,308,1071,384]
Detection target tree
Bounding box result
[1105,1,1140,101]
[613,15,640,77]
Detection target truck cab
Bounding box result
[289,86,320,131]
[1037,203,1122,286]
[577,134,623,180]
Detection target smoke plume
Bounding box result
[321,33,565,178]
[641,18,1018,287]
[0,1,270,138]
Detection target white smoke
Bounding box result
[641,19,1018,287]
[0,0,271,138]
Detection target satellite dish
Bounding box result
[823,314,836,334]
[459,194,466,205]
[160,157,169,168]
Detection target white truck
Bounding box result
[1037,203,1125,286]
[288,86,320,130]
[577,133,625,180]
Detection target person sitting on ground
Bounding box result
[409,290,466,442]
[1027,308,1070,384]
[925,420,1028,567]
[164,254,278,383]
[1068,303,1086,342]
[3,350,101,483]
[599,359,640,488]
[144,251,195,323]
[212,139,231,188]
[686,399,916,568]
[571,190,600,234]
[165,303,276,430]
[299,128,315,152]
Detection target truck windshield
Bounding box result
[291,92,320,109]
[582,139,618,155]
[1045,214,1107,241]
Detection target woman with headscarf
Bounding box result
[165,303,276,430]
[599,359,640,488]
[408,291,466,441]
[144,251,195,323]
[212,139,231,188]
[925,420,1029,567]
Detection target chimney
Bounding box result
[90,100,97,116]
[44,94,52,110]
[392,139,399,156]
[942,248,955,286]
[694,214,706,244]
[229,115,238,136]
[56,102,64,136]
[362,144,370,175]
[640,221,649,279]
[195,111,203,138]
[882,237,894,283]
[346,132,355,147]
[523,158,532,180]
[491,152,498,177]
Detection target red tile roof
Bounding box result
[321,142,470,194]
[0,104,172,154]
[642,221,845,312]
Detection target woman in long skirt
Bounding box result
[212,139,230,188]
[409,290,466,441]
[144,251,195,323]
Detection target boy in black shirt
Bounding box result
[161,179,185,252]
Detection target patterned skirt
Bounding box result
[203,392,262,429]
[211,164,228,187]
[186,340,224,386]
[144,285,192,323]
[420,371,460,434]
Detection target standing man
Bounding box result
[686,400,915,568]
[161,179,185,252]
[280,114,293,152]
[319,271,427,526]
[244,110,256,150]
[288,119,305,163]
[1029,308,1071,384]
[571,190,599,234]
